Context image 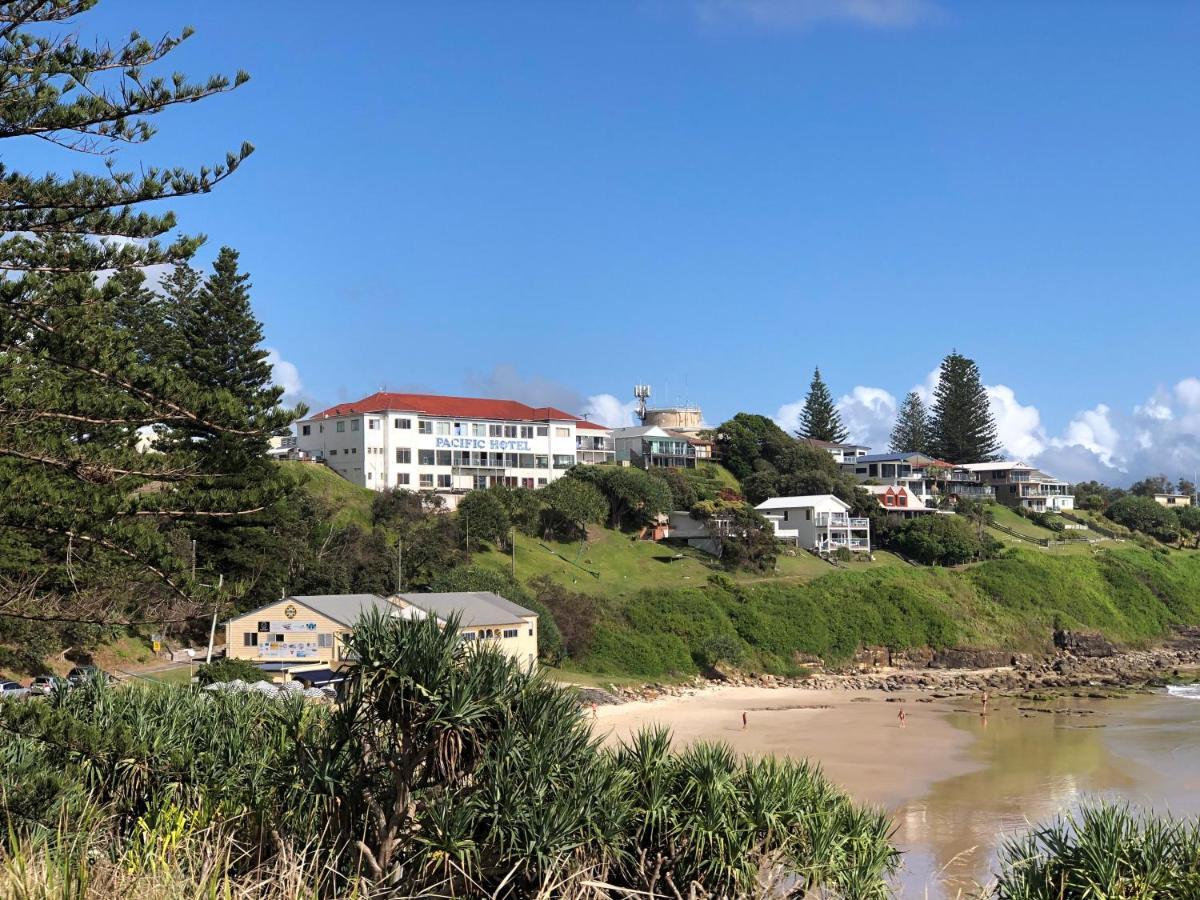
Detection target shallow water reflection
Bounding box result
[892,693,1200,898]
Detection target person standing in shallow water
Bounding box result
[742,711,747,731]
[897,709,907,728]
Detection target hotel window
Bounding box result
[522,477,534,488]
[555,427,570,438]
[553,454,573,469]
[243,633,258,647]
[419,474,433,488]
[396,473,410,485]
[520,425,533,439]
[336,421,345,433]
[503,628,518,639]
[418,420,432,434]
[351,419,360,432]
[368,419,379,430]
[317,633,333,649]
[504,425,517,438]
[436,450,451,466]
[301,425,311,436]
[396,448,411,464]
[436,421,450,436]
[489,424,502,437]
[418,449,434,465]
[537,478,547,487]
[519,453,534,467]
[505,453,518,467]
[437,474,452,488]
[535,455,548,469]
[474,475,488,489]
[329,449,337,455]
[472,423,486,437]
[395,417,411,429]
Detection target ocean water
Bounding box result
[893,689,1200,897]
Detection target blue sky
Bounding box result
[42,1,1200,484]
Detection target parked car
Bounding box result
[0,679,28,699]
[29,675,66,696]
[66,665,110,686]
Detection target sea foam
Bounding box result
[1165,684,1200,700]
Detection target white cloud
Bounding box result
[693,0,940,30]
[582,393,641,428]
[773,385,896,448]
[986,384,1046,460]
[837,386,897,448]
[912,368,940,406]
[265,348,304,404]
[1051,404,1120,468]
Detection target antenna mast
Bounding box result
[633,384,651,424]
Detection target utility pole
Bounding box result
[465,512,469,551]
[205,573,223,665]
[190,539,197,580]
[511,527,515,579]
[397,536,403,594]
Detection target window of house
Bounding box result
[418,420,432,434]
[436,421,450,436]
[898,494,907,507]
[270,633,283,643]
[472,423,486,437]
[437,474,452,488]
[503,628,518,639]
[397,473,410,485]
[330,449,338,455]
[301,425,311,436]
[317,633,333,649]
[319,423,324,433]
[805,510,811,521]
[257,621,270,633]
[336,421,345,433]
[368,419,379,430]
[395,417,410,429]
[396,448,411,464]
[351,419,360,432]
[460,631,476,642]
[351,447,357,454]
[367,472,372,481]
[537,426,548,436]
[885,495,894,506]
[520,425,533,439]
[528,628,534,636]
[243,633,258,647]
[419,474,433,488]
[436,450,451,466]
[555,426,570,438]
[783,510,790,522]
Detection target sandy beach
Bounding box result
[594,683,980,807]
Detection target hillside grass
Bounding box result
[568,545,1200,679]
[278,460,373,528]
[473,525,907,599]
[680,462,743,499]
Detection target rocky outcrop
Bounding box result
[1053,629,1117,658]
[928,648,1015,669]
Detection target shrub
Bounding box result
[1107,495,1180,543]
[892,514,1001,566]
[196,656,264,685]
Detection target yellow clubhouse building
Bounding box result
[223,591,539,677]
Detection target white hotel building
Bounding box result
[294,392,613,497]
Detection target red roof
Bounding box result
[310,392,581,423]
[575,420,611,431]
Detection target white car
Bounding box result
[0,680,28,699]
[28,675,66,697]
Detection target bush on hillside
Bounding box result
[537,477,607,541]
[528,576,598,659]
[1106,495,1180,543]
[892,514,1001,566]
[568,465,672,530]
[196,656,264,685]
[456,488,512,549]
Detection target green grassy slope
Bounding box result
[278,460,373,527]
[472,525,908,599]
[567,545,1200,679]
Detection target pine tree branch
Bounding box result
[0,445,211,482]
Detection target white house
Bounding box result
[293,392,586,497]
[754,495,871,554]
[801,438,870,465]
[959,461,1074,512]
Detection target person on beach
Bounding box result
[742,710,748,731]
[591,702,598,720]
[981,690,989,711]
[897,709,907,728]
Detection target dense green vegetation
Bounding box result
[0,614,898,898]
